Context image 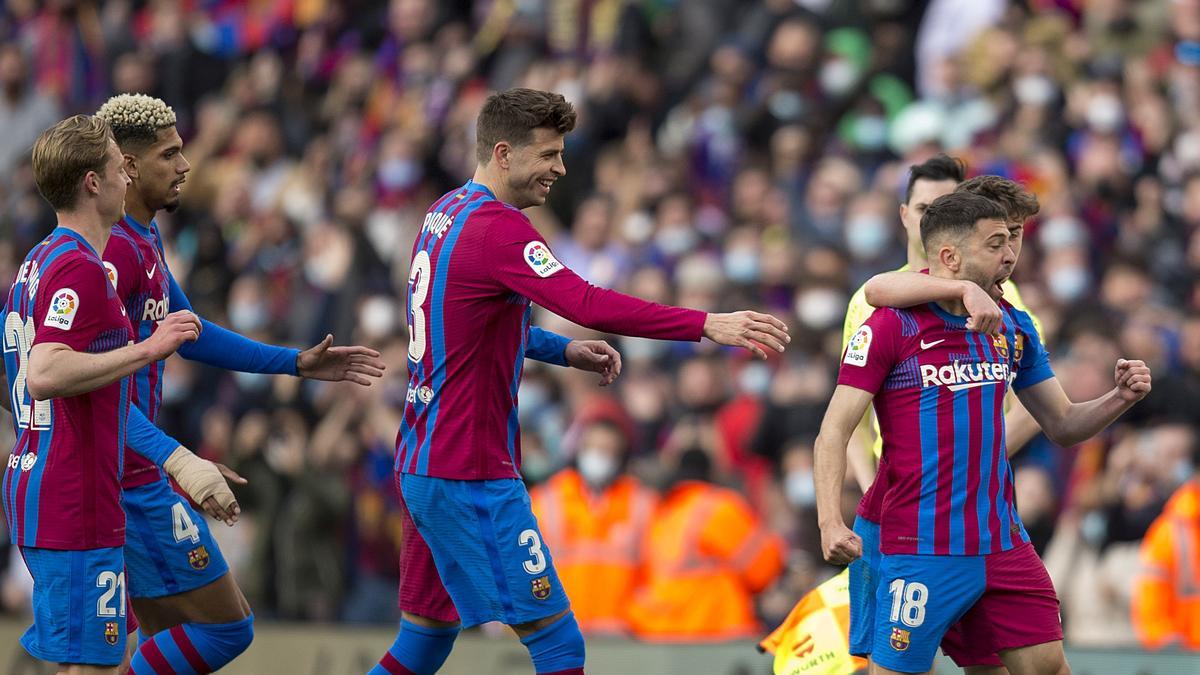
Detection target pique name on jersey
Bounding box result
[422,211,454,240]
[919,360,1013,391]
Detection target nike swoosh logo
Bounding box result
[920,339,945,350]
[146,264,156,279]
[947,381,1001,392]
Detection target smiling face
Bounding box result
[500,127,566,209]
[128,125,191,213]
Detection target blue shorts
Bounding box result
[21,546,127,666]
[399,474,570,628]
[871,545,1064,674]
[847,517,880,656]
[123,479,229,598]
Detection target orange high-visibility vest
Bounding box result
[531,469,657,635]
[627,480,786,642]
[1134,480,1200,650]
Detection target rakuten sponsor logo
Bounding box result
[919,360,1013,391]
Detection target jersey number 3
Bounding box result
[408,250,431,363]
[4,312,50,430]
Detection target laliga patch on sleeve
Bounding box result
[44,288,80,330]
[523,241,563,278]
[103,262,118,290]
[844,325,872,367]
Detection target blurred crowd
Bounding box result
[0,0,1198,648]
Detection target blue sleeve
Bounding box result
[1011,309,1054,391]
[126,405,181,466]
[169,272,300,375]
[525,326,571,367]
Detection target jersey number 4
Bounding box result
[3,312,50,430]
[408,250,431,363]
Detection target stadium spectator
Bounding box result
[627,449,785,642]
[1133,431,1200,650]
[530,409,657,636]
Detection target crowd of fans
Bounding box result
[0,0,1197,648]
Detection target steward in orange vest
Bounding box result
[1134,477,1200,650]
[531,419,657,635]
[628,449,786,641]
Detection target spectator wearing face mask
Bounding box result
[529,414,657,635]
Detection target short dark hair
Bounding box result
[904,154,966,203]
[920,192,1008,249]
[956,175,1040,222]
[475,88,577,164]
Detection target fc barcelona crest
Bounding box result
[531,576,552,600]
[890,627,910,652]
[992,334,1009,360]
[104,621,119,646]
[188,545,210,571]
[1013,334,1025,362]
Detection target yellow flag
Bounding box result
[760,569,867,675]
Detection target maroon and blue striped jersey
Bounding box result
[398,181,706,480]
[2,228,133,549]
[840,301,1053,556]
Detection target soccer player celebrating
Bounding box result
[841,161,1043,674]
[373,88,789,675]
[815,191,1151,675]
[2,115,238,675]
[92,93,387,674]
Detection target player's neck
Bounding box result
[471,166,515,208]
[123,194,156,228]
[906,241,927,270]
[54,210,111,256]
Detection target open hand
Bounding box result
[702,311,790,359]
[297,334,386,386]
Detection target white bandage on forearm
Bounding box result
[163,447,237,511]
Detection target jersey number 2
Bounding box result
[3,312,50,430]
[408,250,431,363]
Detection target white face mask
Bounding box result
[577,448,619,488]
[1086,94,1124,133]
[784,470,816,507]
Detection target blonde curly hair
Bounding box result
[96,94,177,152]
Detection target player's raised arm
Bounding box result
[1017,359,1151,447]
[814,384,875,565]
[483,210,788,358]
[864,271,1004,335]
[166,272,385,385]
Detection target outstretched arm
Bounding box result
[487,215,788,358]
[864,271,1004,335]
[815,385,875,565]
[168,273,384,384]
[1016,359,1151,447]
